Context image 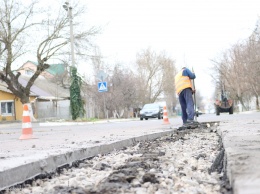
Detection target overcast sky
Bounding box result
[41,0,260,105]
[80,0,260,102]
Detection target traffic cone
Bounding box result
[19,104,33,140]
[162,106,170,125]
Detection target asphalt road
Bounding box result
[0,112,245,131]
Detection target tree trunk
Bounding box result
[237,95,248,111]
[120,109,124,118]
[256,96,259,110]
[113,110,119,118]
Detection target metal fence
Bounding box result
[36,100,70,121]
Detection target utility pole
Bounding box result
[63,1,84,120]
[63,1,75,68]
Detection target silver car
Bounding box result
[140,103,163,120]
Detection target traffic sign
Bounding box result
[97,70,107,81]
[98,82,108,92]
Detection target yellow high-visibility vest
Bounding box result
[175,70,192,95]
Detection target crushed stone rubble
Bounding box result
[3,126,231,194]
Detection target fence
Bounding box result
[36,100,70,121]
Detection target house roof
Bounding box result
[0,82,12,94]
[0,80,38,96]
[20,75,70,99]
[0,75,70,100]
[46,63,65,75]
[24,61,65,76]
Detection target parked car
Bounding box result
[140,103,163,120]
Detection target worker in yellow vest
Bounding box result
[175,67,198,129]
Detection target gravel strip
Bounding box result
[2,126,231,194]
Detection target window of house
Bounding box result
[1,101,14,116]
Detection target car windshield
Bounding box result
[143,104,159,109]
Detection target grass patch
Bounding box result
[75,117,100,122]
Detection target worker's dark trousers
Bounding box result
[179,88,194,124]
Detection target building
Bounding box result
[17,61,66,79]
[0,61,70,121]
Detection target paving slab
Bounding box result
[217,112,260,194]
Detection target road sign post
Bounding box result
[96,71,108,119]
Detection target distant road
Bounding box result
[0,111,258,133]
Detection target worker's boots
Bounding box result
[186,120,199,128]
[178,120,199,131]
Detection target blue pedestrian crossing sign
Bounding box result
[98,82,108,92]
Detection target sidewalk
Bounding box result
[217,113,260,194]
[0,112,260,193]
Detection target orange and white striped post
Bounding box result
[162,106,170,125]
[19,104,33,140]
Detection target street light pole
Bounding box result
[63,1,75,67]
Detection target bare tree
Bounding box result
[88,48,111,118]
[49,61,70,89]
[194,90,204,111]
[0,0,39,104]
[244,26,260,110]
[158,53,177,113]
[210,18,260,111]
[0,0,99,117]
[211,42,257,111]
[105,64,138,118]
[82,48,178,119]
[135,48,177,108]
